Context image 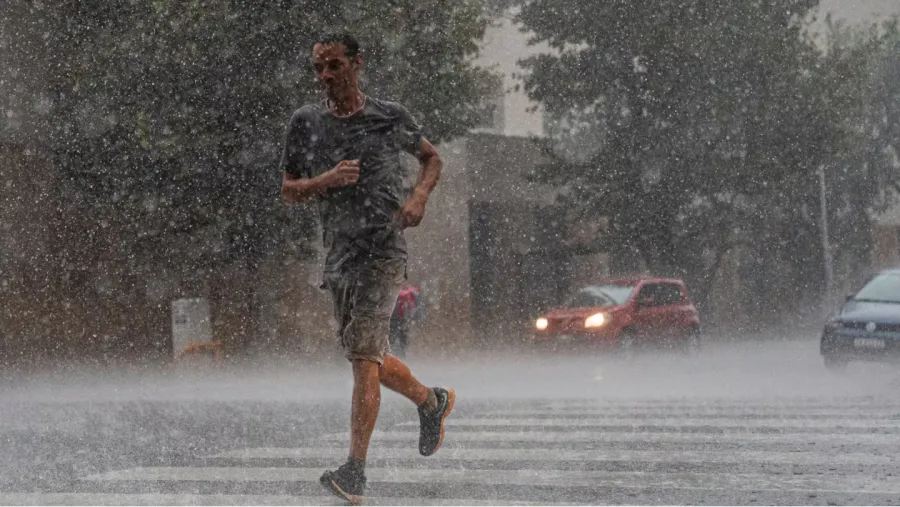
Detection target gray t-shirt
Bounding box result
[280,96,424,272]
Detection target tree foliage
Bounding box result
[38,0,497,275]
[816,18,900,285]
[512,0,897,317]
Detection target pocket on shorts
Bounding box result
[372,258,407,284]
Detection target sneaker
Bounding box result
[319,462,366,505]
[418,386,456,456]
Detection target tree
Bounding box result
[513,0,844,315]
[816,17,900,289]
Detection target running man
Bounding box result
[279,32,455,504]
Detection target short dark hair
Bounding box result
[314,32,360,58]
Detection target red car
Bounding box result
[533,277,702,352]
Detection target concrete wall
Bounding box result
[475,14,549,138]
[404,139,474,347]
[814,0,900,27]
[465,133,556,206]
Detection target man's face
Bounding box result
[312,43,360,98]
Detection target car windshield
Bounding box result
[855,274,900,304]
[564,285,635,308]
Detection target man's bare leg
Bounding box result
[379,353,454,457]
[379,354,431,405]
[349,359,382,461]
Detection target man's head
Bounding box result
[311,32,362,100]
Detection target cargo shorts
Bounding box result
[323,257,406,365]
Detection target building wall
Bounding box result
[462,134,579,341]
[814,0,900,27]
[404,139,474,347]
[465,133,556,206]
[475,13,550,138]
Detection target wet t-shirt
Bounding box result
[280,97,423,273]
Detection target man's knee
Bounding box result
[351,359,382,395]
[343,312,390,365]
[352,357,380,374]
[353,357,379,366]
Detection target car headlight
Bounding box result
[824,319,843,332]
[536,318,549,331]
[585,313,608,328]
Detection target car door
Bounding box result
[631,283,668,341]
[655,283,688,338]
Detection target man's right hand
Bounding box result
[324,160,360,188]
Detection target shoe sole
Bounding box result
[427,387,456,457]
[320,475,363,505]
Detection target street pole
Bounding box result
[818,166,834,310]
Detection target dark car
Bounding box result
[821,268,900,370]
[533,277,702,352]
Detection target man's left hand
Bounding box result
[397,195,427,228]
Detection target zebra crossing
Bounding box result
[4,397,900,505]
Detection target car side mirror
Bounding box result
[845,293,855,302]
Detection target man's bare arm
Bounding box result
[281,160,360,203]
[282,171,327,203]
[411,139,442,204]
[397,140,442,228]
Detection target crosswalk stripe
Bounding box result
[319,429,900,445]
[397,417,898,429]
[81,466,900,493]
[209,446,897,465]
[524,400,900,410]
[0,492,552,506]
[487,409,900,418]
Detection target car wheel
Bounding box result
[823,355,848,372]
[684,327,702,354]
[619,329,637,356]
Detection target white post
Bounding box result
[171,298,213,357]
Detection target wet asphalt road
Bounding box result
[1,337,899,505]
